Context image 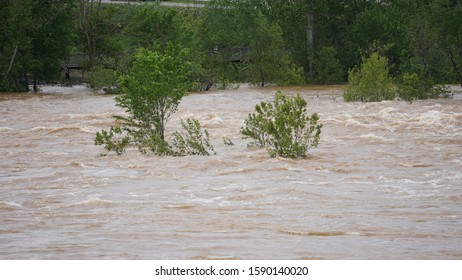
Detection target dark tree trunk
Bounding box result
[23,73,29,92]
[33,74,38,93]
[306,14,314,79]
[443,45,462,87]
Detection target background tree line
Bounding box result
[1,0,461,92]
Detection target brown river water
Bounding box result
[1,85,461,259]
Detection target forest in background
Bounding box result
[1,0,461,92]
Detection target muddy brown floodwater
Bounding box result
[1,84,462,259]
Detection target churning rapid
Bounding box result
[1,85,461,259]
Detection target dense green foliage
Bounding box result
[396,73,452,101]
[314,47,344,84]
[241,92,322,158]
[201,0,305,87]
[116,45,190,140]
[95,46,214,156]
[94,125,130,156]
[87,66,118,93]
[1,0,75,92]
[1,0,461,93]
[344,52,395,102]
[344,52,453,102]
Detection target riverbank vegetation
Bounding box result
[1,0,461,94]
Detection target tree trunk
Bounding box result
[260,65,265,87]
[443,45,462,87]
[306,13,314,79]
[23,73,29,92]
[253,33,265,87]
[78,0,101,69]
[3,45,18,82]
[33,74,38,93]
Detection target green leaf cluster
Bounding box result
[241,92,322,158]
[171,118,216,156]
[94,126,130,156]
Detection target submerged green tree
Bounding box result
[396,72,452,101]
[116,45,190,141]
[95,44,215,156]
[344,52,395,102]
[241,91,322,158]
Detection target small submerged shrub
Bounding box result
[94,126,130,156]
[223,138,235,146]
[87,66,118,93]
[241,91,322,158]
[171,118,216,156]
[95,117,215,157]
[344,53,453,103]
[396,72,452,101]
[431,85,452,99]
[396,72,429,101]
[344,52,395,102]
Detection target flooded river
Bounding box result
[1,85,461,259]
